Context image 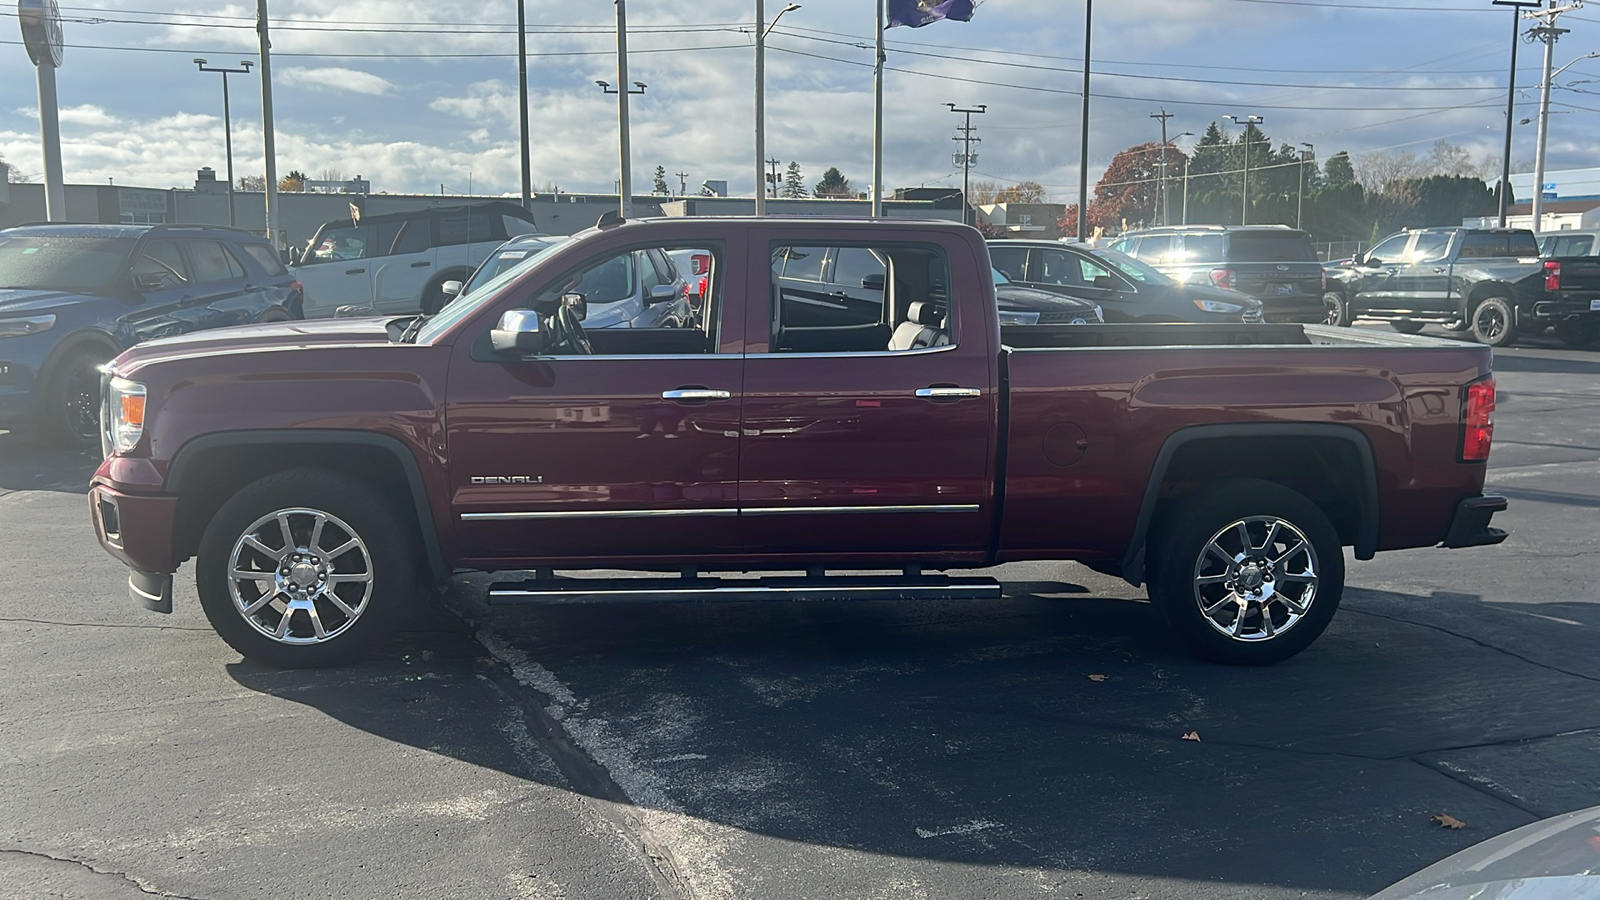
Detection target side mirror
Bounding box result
[288,246,304,265]
[1092,274,1117,291]
[442,280,463,298]
[560,291,587,321]
[861,273,886,291]
[646,283,677,305]
[131,272,167,292]
[491,309,543,354]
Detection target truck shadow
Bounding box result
[224,577,1600,896]
[0,429,98,494]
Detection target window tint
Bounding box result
[131,240,190,290]
[1077,254,1116,284]
[1031,249,1084,286]
[391,220,431,255]
[370,219,405,257]
[1134,234,1175,263]
[773,246,827,281]
[188,240,245,283]
[832,247,886,290]
[1544,234,1594,257]
[437,211,496,247]
[1227,231,1317,262]
[1181,234,1224,262]
[239,243,287,276]
[1408,232,1452,263]
[309,224,366,261]
[770,241,950,354]
[1365,233,1409,264]
[988,246,1027,282]
[1507,231,1540,258]
[1458,232,1533,259]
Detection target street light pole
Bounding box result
[257,0,279,244]
[948,103,986,228]
[1298,142,1314,230]
[518,0,532,210]
[1492,0,1541,227]
[1077,0,1092,242]
[1527,12,1593,230]
[755,2,800,216]
[598,0,646,219]
[194,58,253,227]
[1226,114,1263,226]
[1172,131,1193,226]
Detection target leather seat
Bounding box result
[888,301,949,351]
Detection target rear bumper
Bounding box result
[89,482,179,579]
[1257,295,1327,323]
[1529,297,1600,322]
[1440,494,1509,549]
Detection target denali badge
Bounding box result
[471,476,544,484]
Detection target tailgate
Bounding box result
[1234,263,1324,299]
[1553,257,1600,303]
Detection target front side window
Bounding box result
[770,241,951,354]
[1365,234,1410,265]
[988,246,1027,282]
[308,224,366,262]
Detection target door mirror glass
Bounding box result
[441,280,463,298]
[1092,274,1117,291]
[490,308,543,354]
[287,246,303,265]
[861,273,886,291]
[131,272,165,292]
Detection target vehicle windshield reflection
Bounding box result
[414,238,572,344]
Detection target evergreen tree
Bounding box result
[1323,152,1356,188]
[813,167,853,198]
[782,161,807,198]
[653,165,669,195]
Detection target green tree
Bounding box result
[1323,151,1356,188]
[782,161,807,198]
[813,167,854,198]
[653,165,669,195]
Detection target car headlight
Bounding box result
[998,310,1041,326]
[105,377,147,455]
[1093,305,1104,322]
[1194,299,1244,314]
[0,314,56,338]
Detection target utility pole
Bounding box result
[1493,0,1542,227]
[948,103,986,227]
[1077,0,1092,241]
[257,0,279,244]
[193,59,253,227]
[1151,108,1174,226]
[766,157,782,198]
[755,2,802,215]
[1225,114,1263,226]
[1527,2,1586,231]
[675,171,689,196]
[1172,131,1193,226]
[1298,142,1314,230]
[597,0,646,219]
[517,0,532,209]
[871,0,885,215]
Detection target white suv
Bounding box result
[291,201,541,318]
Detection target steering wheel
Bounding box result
[555,304,593,355]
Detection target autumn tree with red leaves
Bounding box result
[1086,142,1187,232]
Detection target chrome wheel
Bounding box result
[1192,515,1319,642]
[226,507,374,645]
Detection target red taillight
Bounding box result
[1209,267,1236,289]
[1543,259,1561,292]
[1462,377,1496,462]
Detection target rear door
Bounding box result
[739,228,996,560]
[183,240,261,328]
[1025,246,1121,319]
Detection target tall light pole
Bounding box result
[948,103,986,227]
[755,2,800,216]
[1527,5,1592,230]
[517,0,532,209]
[194,58,253,227]
[257,0,279,244]
[1226,114,1263,226]
[598,0,645,219]
[1297,142,1314,230]
[1172,131,1193,226]
[19,0,65,221]
[1151,108,1173,225]
[1077,0,1092,241]
[1493,0,1542,227]
[871,0,885,215]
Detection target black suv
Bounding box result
[1108,225,1327,323]
[0,223,301,446]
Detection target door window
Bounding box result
[239,243,287,276]
[186,241,245,284]
[1364,234,1410,265]
[309,224,366,261]
[131,240,190,290]
[1179,234,1223,263]
[773,246,827,281]
[1031,249,1087,286]
[1407,232,1451,263]
[370,219,405,257]
[1134,234,1175,263]
[1076,254,1117,285]
[391,219,431,255]
[832,247,886,290]
[1544,234,1594,257]
[988,246,1027,282]
[502,214,540,238]
[769,241,950,354]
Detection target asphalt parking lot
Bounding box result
[2,327,1597,900]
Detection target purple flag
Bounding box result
[887,0,976,28]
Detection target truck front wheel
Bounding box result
[196,469,417,668]
[1148,479,1343,665]
[1470,297,1519,347]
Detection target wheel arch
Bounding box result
[1117,423,1379,586]
[167,430,449,583]
[1462,281,1518,317]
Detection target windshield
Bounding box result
[1089,248,1174,286]
[0,235,135,293]
[464,239,568,294]
[413,241,572,344]
[992,267,1011,285]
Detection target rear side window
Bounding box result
[1227,231,1317,262]
[391,219,431,255]
[1544,234,1595,257]
[1134,234,1175,263]
[832,247,885,290]
[131,240,190,290]
[239,243,287,276]
[769,240,950,354]
[1459,232,1536,259]
[1408,232,1452,263]
[502,215,540,238]
[370,219,405,257]
[1181,234,1223,262]
[187,241,246,284]
[1507,231,1540,258]
[773,246,828,282]
[436,211,496,247]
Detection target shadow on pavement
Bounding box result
[0,429,99,494]
[1488,353,1600,375]
[224,579,1600,896]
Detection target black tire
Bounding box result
[38,345,110,449]
[1554,318,1599,348]
[1147,478,1344,665]
[1389,321,1425,335]
[1470,296,1519,347]
[1321,293,1352,327]
[196,468,418,668]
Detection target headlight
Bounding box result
[1093,305,1104,322]
[0,314,56,338]
[1194,299,1244,314]
[998,310,1041,326]
[105,377,147,455]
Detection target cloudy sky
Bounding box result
[2,0,1598,201]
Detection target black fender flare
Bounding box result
[1117,423,1380,586]
[166,429,450,583]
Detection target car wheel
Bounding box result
[1321,292,1351,327]
[196,469,417,668]
[1389,321,1425,335]
[39,345,110,449]
[1147,478,1343,665]
[1554,318,1598,348]
[1470,297,1519,347]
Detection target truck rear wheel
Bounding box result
[1148,479,1343,665]
[196,469,417,668]
[1470,297,1519,347]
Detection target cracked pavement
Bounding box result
[1,332,1597,899]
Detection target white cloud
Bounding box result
[279,67,395,96]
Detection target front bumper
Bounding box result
[1440,494,1509,549]
[89,483,179,611]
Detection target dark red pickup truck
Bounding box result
[89,217,1507,669]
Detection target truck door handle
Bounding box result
[410,261,431,268]
[1433,267,1447,273]
[662,388,732,402]
[345,267,366,275]
[916,386,982,400]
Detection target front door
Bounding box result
[1392,231,1455,314]
[739,231,996,561]
[1351,232,1411,311]
[444,237,745,567]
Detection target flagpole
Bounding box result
[871,0,885,216]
